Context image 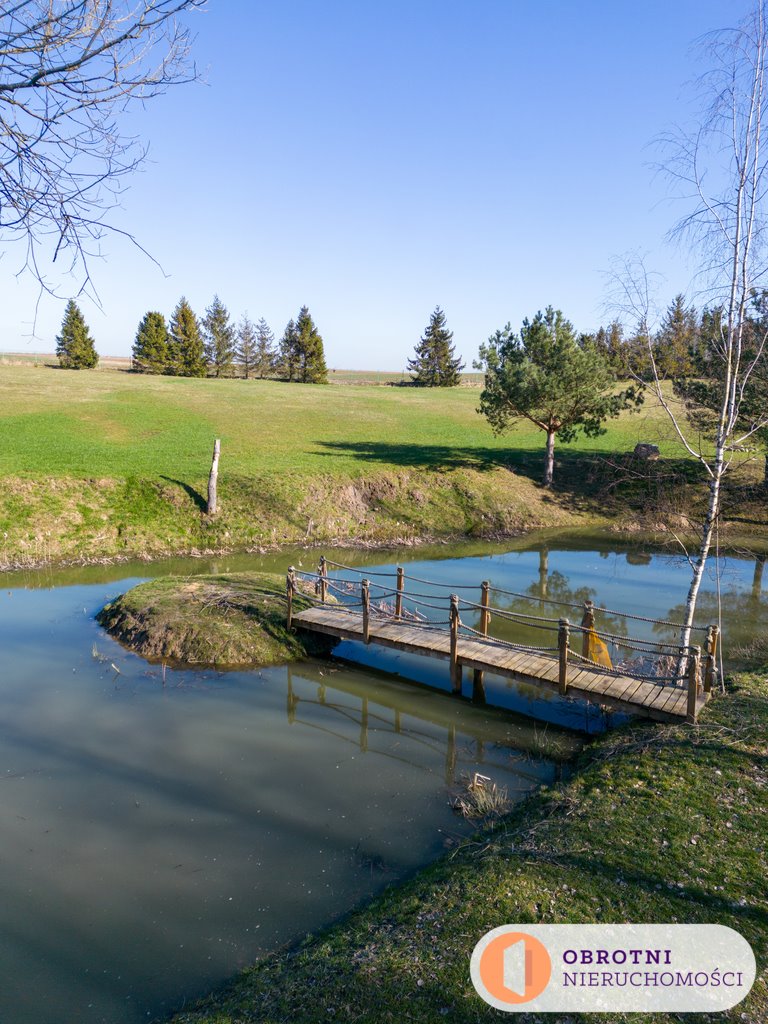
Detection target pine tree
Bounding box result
[203,295,236,377]
[235,314,258,379]
[408,306,464,386]
[277,318,299,380]
[477,306,642,486]
[294,305,328,383]
[132,311,169,374]
[254,317,276,378]
[56,299,98,369]
[167,297,206,378]
[654,294,698,377]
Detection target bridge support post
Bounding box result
[450,594,462,695]
[319,556,328,603]
[362,579,371,643]
[286,566,296,630]
[558,618,570,695]
[687,645,702,722]
[473,580,490,704]
[704,625,719,693]
[395,567,404,619]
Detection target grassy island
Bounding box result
[97,572,333,667]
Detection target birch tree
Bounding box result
[615,2,768,653]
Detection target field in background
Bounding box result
[0,363,763,567]
[0,362,688,478]
[0,354,484,385]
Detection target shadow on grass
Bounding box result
[316,440,704,506]
[160,476,207,512]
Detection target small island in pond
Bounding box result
[97,572,334,667]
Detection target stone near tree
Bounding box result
[633,443,660,460]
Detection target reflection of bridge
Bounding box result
[284,666,567,789]
[288,558,721,724]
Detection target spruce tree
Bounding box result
[408,306,464,386]
[203,295,236,377]
[167,297,206,378]
[277,318,299,380]
[132,311,169,373]
[235,314,258,379]
[254,317,276,378]
[294,305,328,383]
[56,299,98,369]
[654,294,698,377]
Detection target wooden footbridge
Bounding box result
[286,558,721,723]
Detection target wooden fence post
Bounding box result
[395,567,404,619]
[704,625,719,693]
[207,438,221,516]
[558,618,570,695]
[473,581,490,703]
[450,594,462,695]
[319,555,328,603]
[687,644,702,722]
[581,601,594,660]
[286,566,296,629]
[362,579,370,644]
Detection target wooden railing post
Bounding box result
[362,579,370,644]
[473,581,490,703]
[558,618,570,695]
[705,625,719,693]
[479,581,490,636]
[450,594,462,695]
[687,644,702,722]
[581,601,594,660]
[395,567,404,619]
[286,566,296,630]
[319,555,328,603]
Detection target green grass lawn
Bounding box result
[0,364,763,567]
[0,364,685,478]
[170,667,768,1024]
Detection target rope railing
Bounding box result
[567,647,687,686]
[284,557,719,716]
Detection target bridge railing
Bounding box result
[285,556,719,716]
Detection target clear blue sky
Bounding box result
[0,0,743,369]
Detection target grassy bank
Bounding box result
[169,667,768,1024]
[97,572,334,666]
[0,365,766,569]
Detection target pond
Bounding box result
[0,532,764,1024]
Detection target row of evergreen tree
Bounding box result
[131,297,328,383]
[589,294,740,381]
[59,294,740,388]
[52,296,330,381]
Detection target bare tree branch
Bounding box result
[0,0,205,295]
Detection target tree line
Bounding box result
[55,297,329,384]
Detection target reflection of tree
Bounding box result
[663,581,767,651]
[753,555,766,601]
[484,565,630,649]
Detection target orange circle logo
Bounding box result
[471,928,552,1009]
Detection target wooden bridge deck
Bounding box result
[293,606,708,723]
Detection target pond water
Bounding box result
[0,532,765,1023]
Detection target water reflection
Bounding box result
[0,580,565,1024]
[1,534,767,1022]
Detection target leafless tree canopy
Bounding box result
[609,3,768,660]
[0,0,204,290]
